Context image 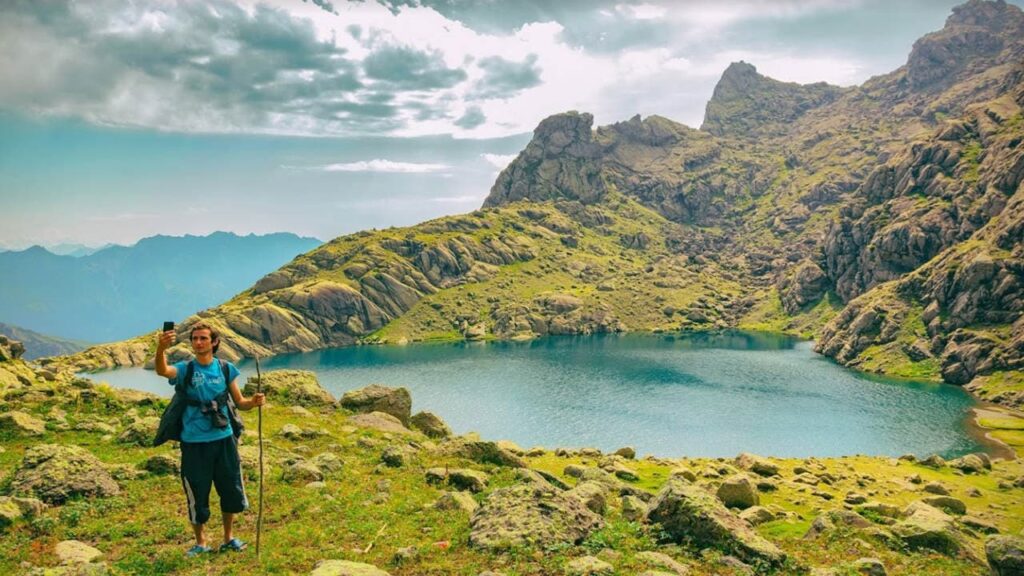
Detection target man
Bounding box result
[155,322,265,557]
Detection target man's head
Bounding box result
[189,322,220,354]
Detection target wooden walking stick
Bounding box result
[255,356,265,558]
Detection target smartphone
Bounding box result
[163,321,175,332]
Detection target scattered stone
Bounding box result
[985,535,1024,576]
[739,506,775,526]
[949,453,988,474]
[921,496,966,515]
[635,550,689,575]
[245,369,336,407]
[278,423,306,440]
[857,501,900,519]
[289,405,314,417]
[116,417,159,445]
[309,559,392,576]
[717,475,759,510]
[409,411,452,438]
[614,446,636,459]
[967,487,982,497]
[434,491,478,514]
[445,440,527,468]
[612,463,639,482]
[755,478,778,492]
[55,540,103,564]
[907,473,923,484]
[734,453,779,477]
[671,468,697,482]
[569,481,609,515]
[565,556,613,576]
[0,499,21,528]
[141,454,180,475]
[898,454,917,462]
[392,546,417,565]
[851,557,886,576]
[525,446,545,457]
[426,468,489,493]
[349,412,414,435]
[845,492,868,505]
[310,452,344,474]
[305,481,327,490]
[621,495,646,522]
[792,473,820,486]
[961,515,998,534]
[565,465,586,478]
[923,481,949,495]
[920,454,946,468]
[381,446,408,467]
[12,444,120,504]
[645,477,785,567]
[283,462,324,485]
[469,484,604,549]
[340,385,412,424]
[0,411,46,436]
[892,502,963,555]
[805,510,872,539]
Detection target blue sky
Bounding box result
[2,0,1019,248]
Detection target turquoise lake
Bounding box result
[91,331,984,459]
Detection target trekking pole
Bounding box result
[255,356,265,559]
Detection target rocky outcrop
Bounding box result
[12,444,120,504]
[244,369,336,407]
[340,385,411,424]
[986,534,1024,576]
[469,483,604,549]
[483,111,606,207]
[645,477,785,567]
[701,62,844,138]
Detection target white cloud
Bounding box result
[289,159,451,173]
[431,194,485,203]
[480,153,517,169]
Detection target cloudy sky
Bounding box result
[1,0,1017,249]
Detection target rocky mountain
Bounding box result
[60,1,1023,410]
[0,232,321,343]
[0,322,90,360]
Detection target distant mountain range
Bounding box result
[0,322,91,360]
[0,243,112,257]
[0,232,321,343]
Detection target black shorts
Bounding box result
[180,436,248,525]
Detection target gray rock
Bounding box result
[0,411,46,436]
[348,412,414,435]
[12,444,120,504]
[55,540,103,565]
[614,446,636,459]
[245,370,336,407]
[635,550,690,575]
[340,385,412,424]
[621,495,646,522]
[921,496,966,515]
[716,475,759,509]
[425,468,489,493]
[565,556,613,575]
[892,502,963,555]
[920,454,946,468]
[434,491,478,514]
[283,462,324,485]
[469,484,604,549]
[986,535,1024,576]
[923,481,949,495]
[645,477,785,567]
[734,453,779,477]
[380,446,408,467]
[851,557,886,576]
[444,439,526,468]
[569,481,609,515]
[409,411,452,438]
[309,560,392,576]
[949,453,989,473]
[141,454,180,475]
[961,515,998,534]
[805,510,872,539]
[739,506,775,526]
[116,417,159,445]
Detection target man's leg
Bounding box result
[212,436,249,546]
[180,441,215,547]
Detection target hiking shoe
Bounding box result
[219,538,247,552]
[186,545,213,557]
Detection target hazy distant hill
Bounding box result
[0,322,91,360]
[0,232,320,343]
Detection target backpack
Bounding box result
[153,358,244,447]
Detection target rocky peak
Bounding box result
[602,114,692,147]
[701,61,843,138]
[906,0,1023,90]
[482,111,606,207]
[0,334,26,362]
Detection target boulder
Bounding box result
[717,475,759,510]
[444,439,527,468]
[117,417,159,446]
[283,462,324,485]
[805,510,873,539]
[565,556,613,576]
[55,540,103,564]
[892,502,963,555]
[734,453,779,477]
[12,444,120,504]
[949,453,988,473]
[0,411,46,436]
[739,506,775,526]
[621,495,646,522]
[434,491,478,514]
[469,484,604,549]
[645,477,785,567]
[340,385,411,424]
[310,560,391,576]
[426,467,489,493]
[348,412,414,435]
[851,557,886,576]
[986,535,1024,576]
[568,481,609,515]
[310,452,344,474]
[245,370,336,407]
[614,446,636,459]
[921,496,966,515]
[634,550,690,575]
[409,411,452,438]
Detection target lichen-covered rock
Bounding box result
[141,454,180,475]
[116,417,159,446]
[739,506,775,526]
[734,453,779,477]
[851,557,886,576]
[12,444,120,504]
[409,411,452,438]
[986,534,1024,576]
[645,477,785,567]
[920,495,966,515]
[804,510,873,539]
[442,439,527,468]
[0,410,46,436]
[717,475,759,510]
[340,385,411,424]
[434,491,478,514]
[949,453,989,473]
[283,462,324,485]
[635,550,690,575]
[892,502,964,555]
[244,369,336,407]
[310,559,392,576]
[55,540,103,564]
[568,480,609,515]
[469,484,604,549]
[565,556,613,576]
[348,412,414,435]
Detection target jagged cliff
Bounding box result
[58,0,1024,410]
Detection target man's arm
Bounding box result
[154,330,178,380]
[229,378,265,411]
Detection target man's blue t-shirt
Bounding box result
[168,359,240,443]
